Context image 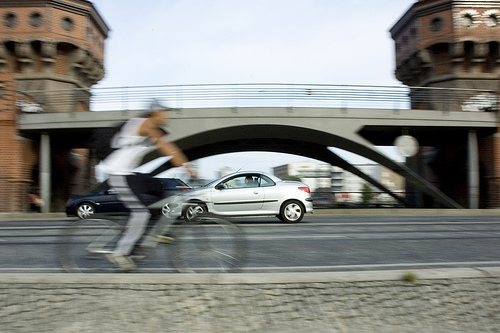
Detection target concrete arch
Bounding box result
[170,124,461,208]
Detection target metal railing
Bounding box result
[17,83,498,113]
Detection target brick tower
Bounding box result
[0,0,108,211]
[391,0,500,208]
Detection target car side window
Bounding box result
[260,175,275,187]
[222,176,243,189]
[223,175,260,188]
[243,175,259,188]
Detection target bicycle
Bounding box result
[58,197,247,273]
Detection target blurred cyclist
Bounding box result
[100,99,193,271]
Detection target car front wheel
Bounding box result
[184,202,207,222]
[279,200,304,223]
[76,203,95,219]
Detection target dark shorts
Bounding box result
[125,173,164,206]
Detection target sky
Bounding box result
[90,0,415,179]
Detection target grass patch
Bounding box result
[401,272,417,283]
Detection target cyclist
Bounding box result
[100,99,194,271]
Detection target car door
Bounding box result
[210,174,264,213]
[95,189,127,213]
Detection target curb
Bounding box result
[1,267,499,284]
[312,208,500,216]
[0,212,67,220]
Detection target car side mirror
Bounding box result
[215,184,225,190]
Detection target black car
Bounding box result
[311,190,336,209]
[66,177,191,219]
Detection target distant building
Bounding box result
[273,161,404,203]
[216,166,236,178]
[285,161,332,190]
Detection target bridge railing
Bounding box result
[17,83,498,113]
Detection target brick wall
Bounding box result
[0,4,106,62]
[0,73,36,212]
[0,0,108,211]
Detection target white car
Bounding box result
[178,171,313,223]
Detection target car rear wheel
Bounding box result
[77,203,95,219]
[279,200,304,223]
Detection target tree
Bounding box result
[361,183,374,204]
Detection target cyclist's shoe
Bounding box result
[106,253,136,272]
[130,245,153,262]
[156,234,175,244]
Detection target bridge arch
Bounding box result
[171,124,461,208]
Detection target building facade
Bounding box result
[0,0,108,211]
[390,0,500,207]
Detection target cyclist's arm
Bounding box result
[140,120,194,175]
[157,138,188,167]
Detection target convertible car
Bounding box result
[177,171,313,223]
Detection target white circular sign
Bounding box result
[395,135,419,157]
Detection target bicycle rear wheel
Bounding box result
[169,216,246,273]
[58,218,123,273]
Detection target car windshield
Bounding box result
[202,178,221,187]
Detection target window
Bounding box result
[456,10,480,28]
[430,17,444,32]
[223,175,258,189]
[462,13,474,27]
[485,13,499,27]
[29,12,43,27]
[61,17,74,31]
[260,175,275,187]
[219,174,275,189]
[4,12,17,27]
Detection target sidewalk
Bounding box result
[2,268,500,332]
[0,212,67,220]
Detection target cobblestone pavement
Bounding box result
[1,270,500,332]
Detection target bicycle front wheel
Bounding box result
[58,218,124,273]
[169,216,246,273]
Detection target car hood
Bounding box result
[147,187,204,209]
[182,186,207,195]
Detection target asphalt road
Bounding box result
[1,213,500,273]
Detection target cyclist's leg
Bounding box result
[108,174,151,270]
[58,217,124,273]
[147,194,184,244]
